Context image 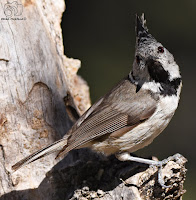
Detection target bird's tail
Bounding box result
[12,138,68,172]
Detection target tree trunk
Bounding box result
[0,0,187,199]
[0,0,90,195]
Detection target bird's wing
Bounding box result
[57,78,159,157]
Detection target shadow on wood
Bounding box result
[1,150,187,200]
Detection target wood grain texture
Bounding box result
[0,0,90,195]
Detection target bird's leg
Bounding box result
[116,152,182,188]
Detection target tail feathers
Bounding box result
[12,138,68,172]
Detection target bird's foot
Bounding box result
[116,152,183,188]
[150,153,183,188]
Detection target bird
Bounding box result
[12,14,182,188]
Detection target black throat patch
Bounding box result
[146,59,181,96]
[159,78,181,96]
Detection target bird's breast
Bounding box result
[92,94,180,155]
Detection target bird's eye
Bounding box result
[158,46,164,53]
[136,55,141,64]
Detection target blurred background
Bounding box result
[62,0,196,199]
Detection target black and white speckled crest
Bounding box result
[136,14,156,45]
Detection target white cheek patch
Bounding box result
[159,58,181,80]
[142,82,162,93]
[169,62,181,80]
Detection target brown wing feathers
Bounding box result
[56,113,129,158]
[57,101,157,158]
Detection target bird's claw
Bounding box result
[157,165,172,188]
[150,157,177,188]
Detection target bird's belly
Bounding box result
[92,95,178,155]
[114,115,172,153]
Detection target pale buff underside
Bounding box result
[91,83,182,156]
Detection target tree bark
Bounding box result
[0,0,90,195]
[0,0,187,199]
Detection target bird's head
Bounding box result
[130,14,181,95]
